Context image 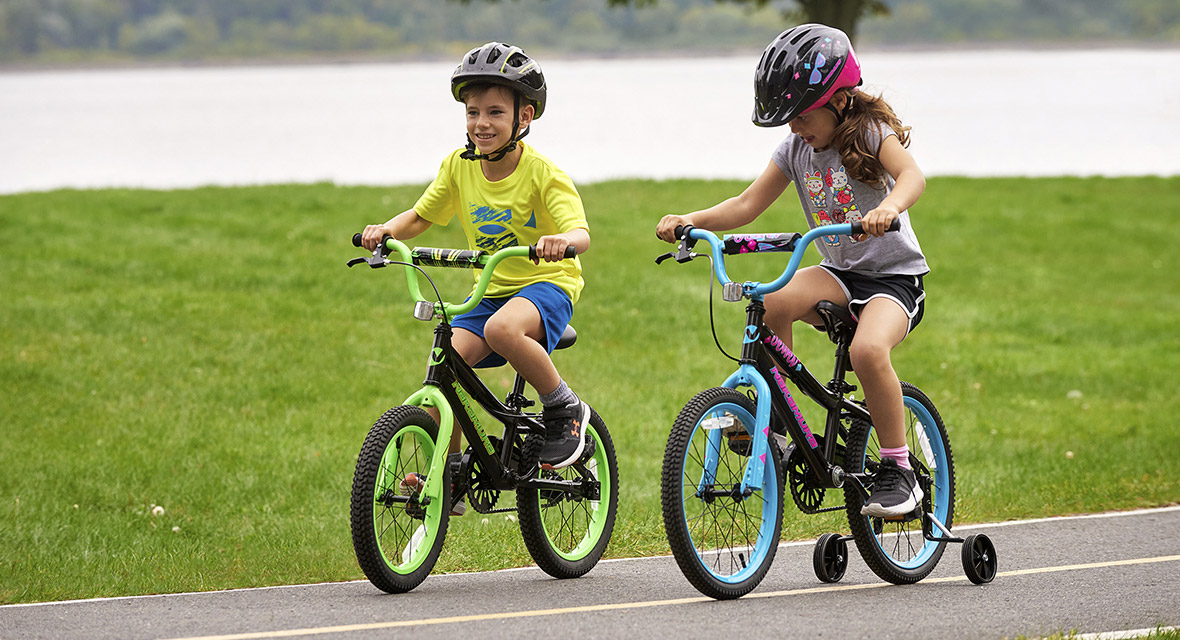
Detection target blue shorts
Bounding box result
[452,281,574,369]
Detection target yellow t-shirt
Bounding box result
[413,143,588,303]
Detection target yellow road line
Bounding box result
[164,554,1180,640]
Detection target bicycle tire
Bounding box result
[518,408,618,579]
[350,405,451,593]
[843,382,955,584]
[661,387,784,599]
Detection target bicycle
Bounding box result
[346,234,618,593]
[656,222,997,600]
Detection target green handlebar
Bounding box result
[383,237,535,318]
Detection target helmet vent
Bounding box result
[773,50,788,70]
[486,47,502,65]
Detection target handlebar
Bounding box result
[661,219,900,298]
[348,234,577,319]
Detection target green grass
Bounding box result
[1,177,1177,604]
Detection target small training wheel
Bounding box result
[813,533,849,583]
[962,533,997,584]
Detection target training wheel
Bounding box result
[813,533,849,583]
[962,534,997,584]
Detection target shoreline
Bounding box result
[2,39,1175,74]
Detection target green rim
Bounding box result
[539,423,612,560]
[373,424,443,574]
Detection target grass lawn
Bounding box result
[1,176,1177,603]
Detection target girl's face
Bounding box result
[464,85,532,155]
[788,93,846,150]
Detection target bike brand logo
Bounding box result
[744,325,759,343]
[430,348,445,366]
[770,366,819,449]
[763,333,800,368]
[452,382,496,455]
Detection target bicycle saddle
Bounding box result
[555,325,577,351]
[814,300,857,346]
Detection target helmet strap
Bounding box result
[460,92,525,163]
[822,92,855,125]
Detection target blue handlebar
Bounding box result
[689,223,859,297]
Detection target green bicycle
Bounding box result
[347,234,618,593]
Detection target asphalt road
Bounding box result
[2,507,1178,640]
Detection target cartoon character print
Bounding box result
[812,209,840,247]
[805,170,826,208]
[828,167,854,205]
[837,204,863,243]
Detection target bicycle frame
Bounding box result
[351,237,596,513]
[682,224,872,496]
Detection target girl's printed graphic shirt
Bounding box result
[413,143,588,302]
[772,125,929,276]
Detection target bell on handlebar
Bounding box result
[413,301,435,322]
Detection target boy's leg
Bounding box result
[850,297,922,517]
[483,295,587,470]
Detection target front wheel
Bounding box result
[350,406,451,593]
[661,388,784,600]
[518,407,618,579]
[844,382,955,584]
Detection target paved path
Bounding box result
[2,507,1178,640]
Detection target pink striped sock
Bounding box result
[880,446,911,470]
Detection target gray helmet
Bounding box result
[451,42,546,119]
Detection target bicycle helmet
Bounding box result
[451,42,546,162]
[752,24,862,127]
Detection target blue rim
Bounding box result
[684,401,779,584]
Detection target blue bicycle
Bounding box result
[656,223,996,599]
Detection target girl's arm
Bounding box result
[861,135,926,237]
[656,160,791,243]
[360,209,433,251]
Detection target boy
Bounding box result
[360,42,591,485]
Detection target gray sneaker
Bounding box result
[860,458,923,518]
[539,400,589,470]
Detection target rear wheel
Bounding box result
[517,408,618,579]
[844,382,955,584]
[661,388,784,599]
[350,406,451,593]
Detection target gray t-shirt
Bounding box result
[771,125,929,276]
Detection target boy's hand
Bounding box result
[534,235,575,263]
[360,224,392,251]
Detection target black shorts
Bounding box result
[819,266,927,335]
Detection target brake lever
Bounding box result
[346,248,389,269]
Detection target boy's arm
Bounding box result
[656,160,791,243]
[360,209,432,251]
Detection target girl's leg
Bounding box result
[763,266,848,345]
[847,297,910,450]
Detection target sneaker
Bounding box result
[539,400,590,470]
[399,473,466,516]
[860,458,923,518]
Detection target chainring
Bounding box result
[785,433,839,514]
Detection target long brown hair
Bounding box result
[830,88,911,189]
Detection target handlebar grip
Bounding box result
[850,219,902,236]
[528,245,579,261]
[352,233,363,247]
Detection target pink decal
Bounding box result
[762,333,800,367]
[760,453,766,463]
[771,367,819,449]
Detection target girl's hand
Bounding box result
[656,215,692,243]
[860,205,900,237]
[360,223,392,251]
[534,234,575,263]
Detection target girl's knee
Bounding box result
[849,340,891,372]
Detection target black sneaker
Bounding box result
[539,400,590,470]
[860,458,923,518]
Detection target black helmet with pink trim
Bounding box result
[451,42,547,119]
[753,24,862,127]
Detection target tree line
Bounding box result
[2,0,1176,66]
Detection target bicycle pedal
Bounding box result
[726,433,752,456]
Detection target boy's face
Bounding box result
[464,85,533,155]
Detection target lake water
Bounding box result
[1,48,1178,194]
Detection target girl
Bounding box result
[656,23,930,518]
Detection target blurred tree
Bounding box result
[452,0,889,41]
